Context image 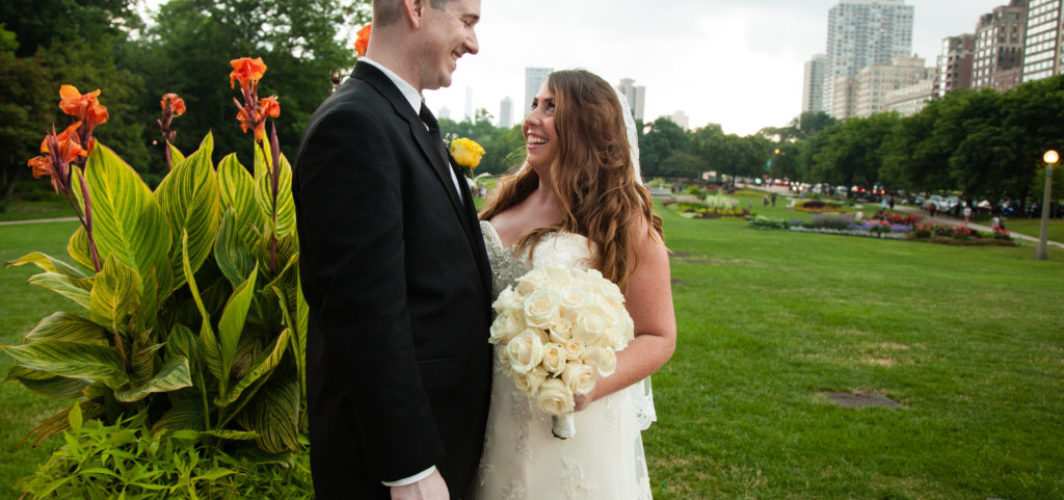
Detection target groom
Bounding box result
[292,0,492,498]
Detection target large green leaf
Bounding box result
[217,326,289,407]
[167,141,185,168]
[218,153,267,253]
[254,143,296,238]
[238,363,300,454]
[114,356,193,402]
[156,133,221,291]
[21,400,106,447]
[82,142,172,291]
[217,263,259,396]
[181,230,224,384]
[25,312,107,344]
[214,208,256,287]
[4,367,90,400]
[1,340,128,389]
[88,256,142,333]
[294,272,308,394]
[28,272,90,309]
[152,397,205,432]
[67,226,95,271]
[7,252,88,283]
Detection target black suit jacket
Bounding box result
[293,62,493,499]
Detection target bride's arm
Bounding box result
[576,227,676,410]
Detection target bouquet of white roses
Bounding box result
[489,265,634,439]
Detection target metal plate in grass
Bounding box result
[822,391,902,408]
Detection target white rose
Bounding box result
[572,310,611,347]
[618,311,635,343]
[489,310,523,345]
[492,286,523,314]
[557,284,590,320]
[523,289,560,329]
[590,296,621,327]
[506,329,544,374]
[583,346,618,376]
[541,342,568,375]
[563,340,585,361]
[562,362,598,395]
[513,366,548,397]
[535,378,574,416]
[585,268,604,281]
[516,268,549,296]
[548,317,573,343]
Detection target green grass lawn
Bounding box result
[2,207,1063,498]
[0,220,79,490]
[997,217,1064,244]
[0,200,72,223]
[644,201,1064,499]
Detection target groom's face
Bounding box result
[418,0,481,90]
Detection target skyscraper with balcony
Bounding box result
[972,0,1028,92]
[1022,0,1064,82]
[935,35,975,98]
[822,0,915,117]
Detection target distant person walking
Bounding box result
[963,204,972,225]
[771,192,777,207]
[888,196,895,211]
[929,202,937,218]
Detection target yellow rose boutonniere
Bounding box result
[450,137,485,170]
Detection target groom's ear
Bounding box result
[402,0,426,29]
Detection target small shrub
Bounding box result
[748,216,790,230]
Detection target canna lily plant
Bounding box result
[3,57,308,456]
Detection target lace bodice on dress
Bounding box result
[474,221,653,500]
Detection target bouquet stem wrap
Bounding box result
[552,413,576,439]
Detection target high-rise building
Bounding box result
[670,111,690,130]
[616,78,646,121]
[464,86,473,122]
[803,54,828,113]
[1022,0,1064,82]
[499,97,513,129]
[935,35,975,98]
[831,75,859,119]
[854,56,933,117]
[822,0,915,117]
[524,67,552,111]
[973,0,1028,92]
[884,78,935,116]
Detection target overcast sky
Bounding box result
[422,0,1009,135]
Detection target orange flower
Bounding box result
[58,85,108,131]
[40,122,85,155]
[229,57,267,90]
[354,24,371,57]
[161,93,186,116]
[259,96,281,119]
[27,156,55,180]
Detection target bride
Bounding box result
[473,69,676,499]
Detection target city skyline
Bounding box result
[423,0,1007,135]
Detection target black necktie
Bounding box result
[419,102,464,204]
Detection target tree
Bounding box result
[657,151,705,179]
[0,30,53,199]
[640,117,690,177]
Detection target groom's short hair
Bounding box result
[374,0,458,27]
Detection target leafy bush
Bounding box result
[15,407,313,499]
[748,216,790,230]
[3,60,306,459]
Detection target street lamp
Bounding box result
[1035,149,1059,260]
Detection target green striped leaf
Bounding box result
[214,208,256,288]
[83,143,172,291]
[5,366,90,400]
[152,400,205,432]
[168,141,185,168]
[217,326,289,407]
[218,153,267,254]
[238,364,300,453]
[1,340,128,389]
[201,429,259,441]
[217,263,259,393]
[22,400,106,447]
[7,252,88,282]
[254,144,296,238]
[114,356,193,402]
[28,272,90,309]
[88,256,142,332]
[25,312,107,344]
[294,272,308,393]
[156,133,220,292]
[67,226,96,274]
[182,230,224,385]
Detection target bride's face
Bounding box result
[523,83,557,171]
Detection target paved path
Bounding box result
[0,216,78,227]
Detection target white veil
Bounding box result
[613,87,657,431]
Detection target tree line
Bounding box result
[1,0,369,201]
[637,76,1064,204]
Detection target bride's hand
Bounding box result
[573,393,592,412]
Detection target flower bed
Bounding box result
[792,199,854,213]
[910,223,1017,246]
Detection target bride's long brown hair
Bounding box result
[479,69,663,292]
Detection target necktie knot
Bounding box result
[420,102,439,134]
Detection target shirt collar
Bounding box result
[360,57,422,114]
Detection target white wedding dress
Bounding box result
[472,221,654,500]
